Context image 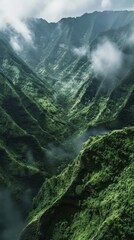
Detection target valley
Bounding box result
[0,11,133,240]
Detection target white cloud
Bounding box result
[128,32,134,45]
[40,0,96,22]
[0,0,44,41]
[91,39,123,77]
[101,0,111,9]
[129,35,134,44]
[72,46,90,58]
[10,36,22,52]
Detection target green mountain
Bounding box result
[20,127,134,240]
[19,11,134,134]
[0,11,133,240]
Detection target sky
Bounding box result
[0,0,134,40]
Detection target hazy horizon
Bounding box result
[0,0,134,47]
[38,9,134,23]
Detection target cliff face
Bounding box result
[0,11,134,240]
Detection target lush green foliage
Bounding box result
[21,128,134,240]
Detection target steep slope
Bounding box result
[0,72,50,240]
[69,64,134,133]
[20,127,134,240]
[0,39,67,238]
[22,11,134,78]
[0,38,66,141]
[0,71,51,210]
[17,11,134,135]
[1,11,134,137]
[68,22,134,133]
[0,40,66,239]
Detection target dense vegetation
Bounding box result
[0,11,133,240]
[21,127,134,240]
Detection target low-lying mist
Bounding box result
[45,126,108,174]
[0,190,24,240]
[0,187,34,240]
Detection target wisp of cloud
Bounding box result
[91,39,123,78]
[72,45,90,58]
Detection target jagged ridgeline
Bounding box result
[0,11,134,240]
